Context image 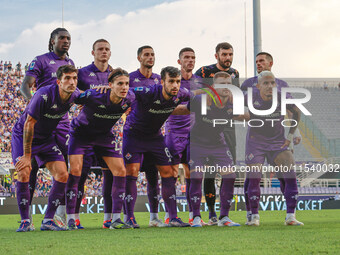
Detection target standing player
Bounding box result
[128,45,165,226]
[172,72,243,227]
[241,52,302,224]
[12,65,79,232]
[20,28,74,228]
[164,47,203,225]
[66,39,112,229]
[123,66,191,228]
[66,68,134,230]
[195,42,239,225]
[244,71,303,226]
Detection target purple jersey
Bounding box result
[13,84,80,140]
[165,74,201,137]
[241,76,289,92]
[25,52,75,89]
[124,85,190,137]
[245,89,293,146]
[129,69,161,88]
[190,94,234,146]
[77,62,111,91]
[71,89,135,136]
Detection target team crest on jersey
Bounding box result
[41,94,48,102]
[154,78,159,84]
[122,103,128,110]
[188,159,194,166]
[125,153,132,160]
[174,98,180,104]
[49,60,56,65]
[51,104,57,109]
[153,100,161,104]
[133,78,140,83]
[89,72,96,77]
[247,153,254,161]
[231,73,235,79]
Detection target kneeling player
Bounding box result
[66,68,134,229]
[244,71,303,226]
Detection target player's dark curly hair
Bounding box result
[48,28,70,55]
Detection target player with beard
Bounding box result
[123,66,191,228]
[172,72,245,227]
[20,28,74,229]
[164,47,206,225]
[195,42,239,225]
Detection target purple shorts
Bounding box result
[245,140,288,165]
[189,143,234,171]
[123,130,177,166]
[165,133,189,165]
[68,133,122,164]
[53,119,70,155]
[11,132,65,168]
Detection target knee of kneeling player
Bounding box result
[56,171,69,183]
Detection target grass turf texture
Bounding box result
[0,210,339,255]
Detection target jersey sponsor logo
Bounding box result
[149,108,175,114]
[93,113,121,119]
[154,78,159,84]
[133,78,140,83]
[51,104,58,109]
[89,72,96,77]
[41,94,48,102]
[49,60,56,65]
[43,111,67,119]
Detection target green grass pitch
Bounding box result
[0,210,339,255]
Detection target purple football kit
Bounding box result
[74,63,112,216]
[126,69,162,216]
[77,62,111,91]
[188,94,236,221]
[244,89,298,216]
[11,84,80,223]
[164,74,201,165]
[123,84,190,221]
[66,89,135,219]
[26,52,75,155]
